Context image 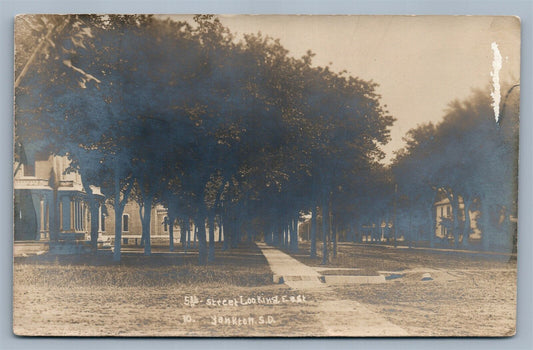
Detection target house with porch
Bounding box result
[14,153,186,248]
[14,153,107,242]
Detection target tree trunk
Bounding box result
[310,206,317,258]
[462,198,472,249]
[208,212,215,262]
[15,16,71,89]
[453,200,460,249]
[481,198,491,251]
[448,193,460,249]
[218,216,223,242]
[197,211,207,265]
[169,215,174,252]
[266,223,274,245]
[321,197,329,265]
[167,201,176,252]
[50,187,59,242]
[332,220,337,258]
[89,201,99,253]
[429,191,438,248]
[186,220,191,251]
[113,201,123,262]
[222,214,230,250]
[193,225,197,248]
[112,171,123,262]
[232,215,240,248]
[81,177,99,253]
[284,225,288,248]
[289,215,298,253]
[138,204,145,247]
[229,216,236,248]
[274,222,281,247]
[408,211,413,249]
[391,216,397,247]
[141,195,153,256]
[500,207,513,253]
[81,196,97,250]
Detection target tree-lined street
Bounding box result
[15,15,518,264]
[13,14,520,337]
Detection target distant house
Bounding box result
[434,197,481,242]
[101,201,175,245]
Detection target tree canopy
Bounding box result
[16,15,517,263]
[15,15,395,263]
[391,86,519,252]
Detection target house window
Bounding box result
[45,203,49,231]
[446,206,451,217]
[440,207,443,217]
[101,213,106,231]
[23,162,35,176]
[164,216,168,232]
[123,214,129,232]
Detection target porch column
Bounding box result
[62,196,72,232]
[98,204,102,238]
[39,197,44,239]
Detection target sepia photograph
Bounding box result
[13,14,520,337]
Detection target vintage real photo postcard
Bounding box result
[13,15,520,337]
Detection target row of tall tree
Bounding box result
[391,87,518,252]
[296,85,518,255]
[15,15,394,264]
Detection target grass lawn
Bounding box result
[13,243,327,336]
[13,241,517,337]
[291,242,515,270]
[288,241,517,336]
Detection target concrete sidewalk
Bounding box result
[256,242,326,289]
[256,242,408,336]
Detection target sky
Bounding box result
[167,15,521,163]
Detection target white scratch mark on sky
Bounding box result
[490,42,503,123]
